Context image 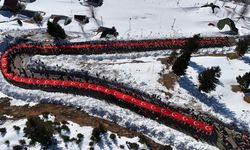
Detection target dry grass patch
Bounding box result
[244,96,250,103]
[231,85,242,93]
[160,57,171,65]
[226,53,239,60]
[0,98,166,150]
[159,72,177,90]
[158,56,178,91]
[131,60,144,63]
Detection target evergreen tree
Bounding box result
[183,34,200,53]
[235,38,249,57]
[236,72,250,92]
[198,66,221,92]
[172,52,191,76]
[47,21,67,39]
[24,116,54,147]
[17,19,23,27]
[90,124,106,143]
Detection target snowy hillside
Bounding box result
[0,0,249,150]
[0,0,250,39]
[30,48,250,128]
[0,115,150,150]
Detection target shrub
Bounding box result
[42,112,50,119]
[89,141,94,146]
[61,120,69,125]
[53,121,61,126]
[13,145,23,150]
[19,139,26,146]
[126,141,139,150]
[61,124,70,132]
[13,125,21,131]
[77,133,84,139]
[98,124,107,133]
[91,124,106,143]
[55,127,61,133]
[76,133,84,144]
[47,21,67,39]
[172,52,191,76]
[0,127,6,136]
[120,145,125,149]
[24,116,54,147]
[236,72,250,92]
[160,145,173,150]
[109,133,116,141]
[235,38,249,57]
[61,135,70,142]
[198,66,221,92]
[5,140,10,146]
[138,135,150,147]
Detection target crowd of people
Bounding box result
[2,38,250,149]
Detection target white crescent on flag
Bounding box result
[151,105,156,110]
[161,109,167,113]
[172,112,177,117]
[141,102,146,106]
[194,121,199,126]
[205,126,212,131]
[182,116,188,121]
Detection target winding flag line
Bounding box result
[1,38,227,134]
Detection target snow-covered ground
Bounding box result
[0,0,250,149]
[27,49,250,147]
[0,0,250,40]
[30,48,250,122]
[0,115,149,150]
[0,62,217,150]
[184,54,250,128]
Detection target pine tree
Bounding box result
[17,19,23,27]
[198,66,221,92]
[236,72,250,92]
[172,52,191,76]
[24,116,54,147]
[47,21,67,39]
[235,38,249,57]
[183,34,200,53]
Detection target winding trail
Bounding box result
[1,37,248,149]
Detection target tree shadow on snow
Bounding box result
[179,75,248,128]
[189,61,205,74]
[179,76,233,116]
[179,61,248,128]
[189,61,224,86]
[97,133,113,150]
[241,56,250,66]
[0,10,14,18]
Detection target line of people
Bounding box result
[3,38,249,149]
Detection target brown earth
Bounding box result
[158,57,177,91]
[157,57,178,99]
[244,96,250,104]
[226,53,239,60]
[159,57,172,69]
[0,98,168,150]
[231,85,242,93]
[159,72,177,90]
